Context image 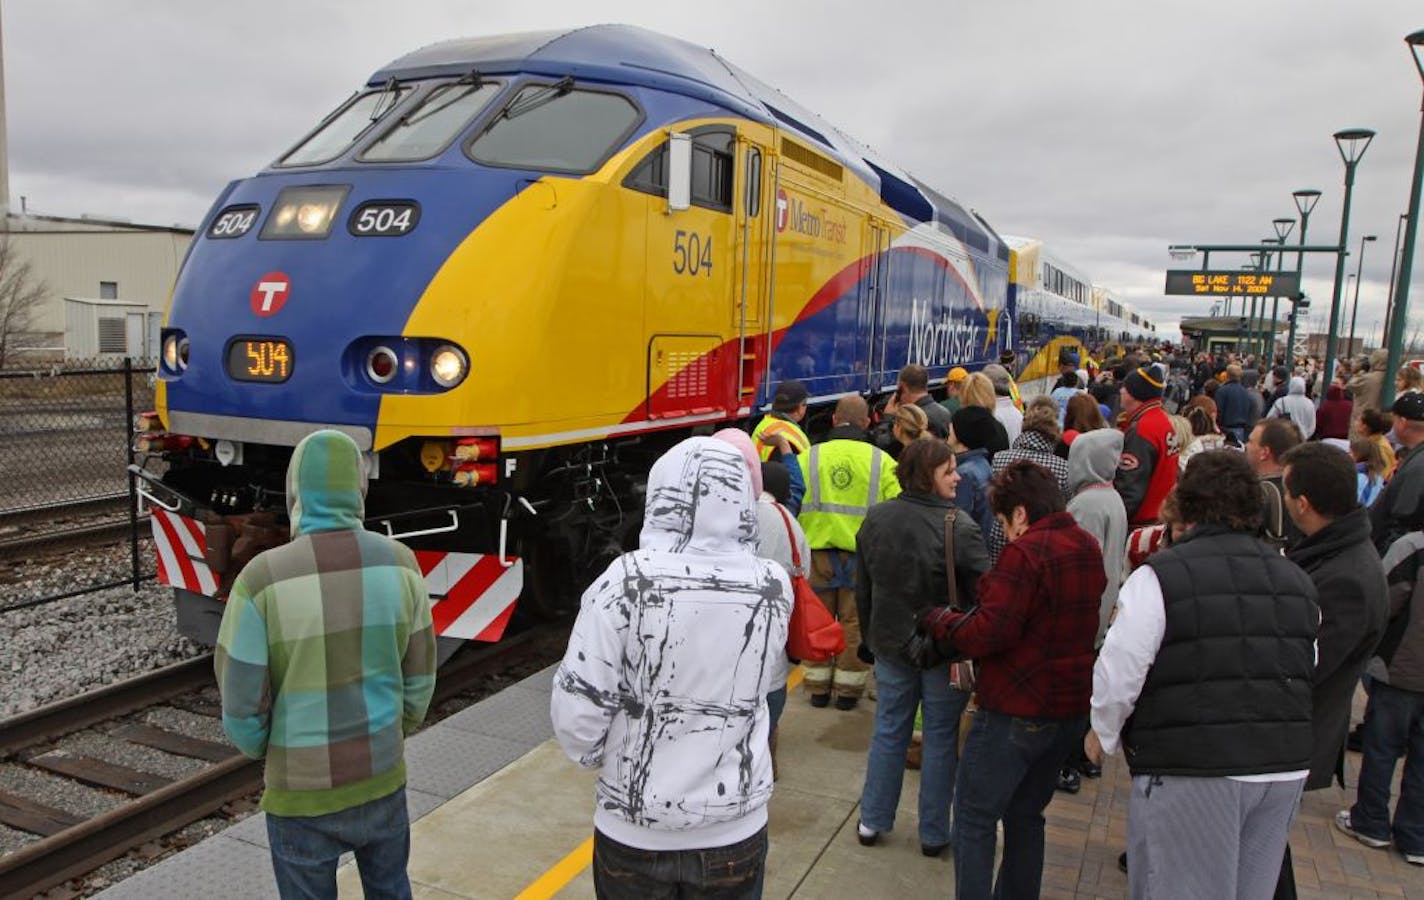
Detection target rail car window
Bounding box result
[361,80,503,162]
[624,129,735,213]
[468,84,640,174]
[278,85,411,167]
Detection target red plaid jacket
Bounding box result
[923,512,1105,718]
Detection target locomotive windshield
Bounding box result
[361,78,503,162]
[467,82,640,173]
[278,83,411,167]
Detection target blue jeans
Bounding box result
[766,686,787,738]
[952,708,1086,900]
[1350,681,1424,855]
[265,787,412,900]
[592,826,767,899]
[858,657,970,847]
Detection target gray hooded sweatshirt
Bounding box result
[1066,429,1129,645]
[1268,376,1317,440]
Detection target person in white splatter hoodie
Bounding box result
[551,436,792,899]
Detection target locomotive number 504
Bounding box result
[673,230,713,276]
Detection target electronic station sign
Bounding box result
[1165,270,1301,297]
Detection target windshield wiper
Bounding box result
[501,76,574,121]
[369,77,401,122]
[402,69,485,127]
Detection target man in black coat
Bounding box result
[1274,443,1390,897]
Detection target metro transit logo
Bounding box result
[250,272,291,317]
[775,189,789,232]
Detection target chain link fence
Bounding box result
[0,358,159,609]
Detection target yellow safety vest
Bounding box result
[752,414,810,461]
[797,440,900,552]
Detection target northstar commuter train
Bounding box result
[136,25,1156,657]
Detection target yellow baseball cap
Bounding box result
[947,366,969,383]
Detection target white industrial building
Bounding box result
[6,212,192,361]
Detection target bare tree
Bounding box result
[0,234,48,369]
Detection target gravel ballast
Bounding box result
[1,541,205,719]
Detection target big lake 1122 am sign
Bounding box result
[1165,269,1301,297]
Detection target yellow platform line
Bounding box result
[512,836,593,900]
[513,666,805,899]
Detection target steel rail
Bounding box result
[0,494,130,525]
[0,517,147,560]
[0,755,262,900]
[0,655,215,759]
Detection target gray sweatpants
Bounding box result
[1127,774,1304,900]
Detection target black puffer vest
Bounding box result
[1124,526,1318,776]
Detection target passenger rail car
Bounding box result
[1005,235,1155,394]
[140,25,1013,652]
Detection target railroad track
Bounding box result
[0,624,568,900]
[0,518,146,562]
[0,494,147,564]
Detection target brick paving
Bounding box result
[1040,694,1423,898]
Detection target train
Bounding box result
[135,25,1157,658]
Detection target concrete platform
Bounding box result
[97,664,1422,899]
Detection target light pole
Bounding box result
[1246,254,1263,357]
[1347,234,1377,356]
[1321,128,1375,394]
[1269,217,1296,363]
[1383,213,1409,342]
[1383,29,1424,407]
[1288,189,1322,365]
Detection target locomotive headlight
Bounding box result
[161,332,190,373]
[296,203,332,234]
[430,344,467,388]
[260,185,348,240]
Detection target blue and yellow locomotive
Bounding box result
[139,25,1136,653]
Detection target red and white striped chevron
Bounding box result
[149,509,521,643]
[150,508,218,597]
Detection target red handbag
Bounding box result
[773,503,846,662]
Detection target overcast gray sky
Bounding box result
[4,0,1422,344]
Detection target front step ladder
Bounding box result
[739,352,759,400]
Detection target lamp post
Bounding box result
[1347,234,1377,357]
[1383,213,1409,342]
[1247,254,1264,357]
[1269,217,1296,363]
[1383,29,1424,407]
[1288,189,1322,366]
[1321,128,1375,396]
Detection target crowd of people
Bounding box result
[543,343,1424,899]
[202,340,1424,898]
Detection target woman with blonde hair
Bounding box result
[957,371,1009,459]
[1178,406,1225,472]
[1352,437,1388,506]
[961,372,997,411]
[892,403,930,447]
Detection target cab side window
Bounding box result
[624,128,735,213]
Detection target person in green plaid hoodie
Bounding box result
[216,429,437,899]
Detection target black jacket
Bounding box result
[1128,527,1318,776]
[855,491,990,667]
[1287,508,1389,790]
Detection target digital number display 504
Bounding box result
[226,338,293,382]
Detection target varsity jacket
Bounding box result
[215,430,437,817]
[1115,399,1179,526]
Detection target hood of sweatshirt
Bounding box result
[1289,376,1306,396]
[1068,428,1124,494]
[286,429,367,537]
[640,436,758,555]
